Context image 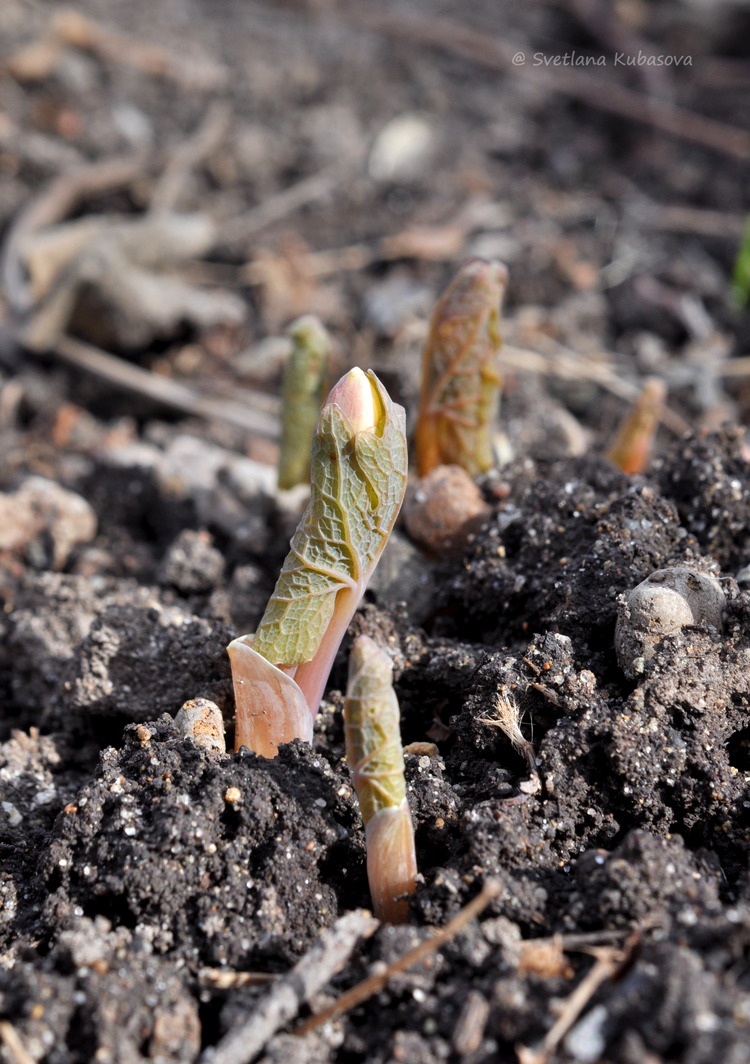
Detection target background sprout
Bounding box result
[278,315,330,490]
[228,368,408,758]
[732,215,750,309]
[344,635,417,924]
[606,376,666,475]
[415,258,508,478]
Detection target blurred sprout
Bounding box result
[415,259,508,477]
[278,315,330,490]
[606,377,665,475]
[732,215,750,309]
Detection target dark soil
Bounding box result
[1,2,750,1063]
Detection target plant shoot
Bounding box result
[606,376,665,475]
[228,369,408,758]
[415,258,508,477]
[344,635,417,923]
[278,315,330,490]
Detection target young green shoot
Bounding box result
[278,315,330,490]
[344,635,417,923]
[732,214,750,309]
[415,258,508,477]
[228,369,408,758]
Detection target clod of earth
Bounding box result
[0,476,97,570]
[21,212,245,351]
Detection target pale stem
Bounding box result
[365,803,418,924]
[290,583,363,718]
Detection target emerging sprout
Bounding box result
[228,369,408,758]
[278,315,331,490]
[173,698,226,753]
[415,258,508,477]
[344,635,417,923]
[605,377,666,475]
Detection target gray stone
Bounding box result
[615,567,725,679]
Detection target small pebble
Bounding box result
[615,567,725,679]
[564,1003,609,1062]
[368,112,436,182]
[404,465,491,559]
[2,802,22,827]
[174,699,226,753]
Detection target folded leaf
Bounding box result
[252,369,407,712]
[606,376,665,475]
[230,369,408,756]
[416,258,508,477]
[227,637,313,758]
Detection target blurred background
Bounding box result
[1,0,749,469]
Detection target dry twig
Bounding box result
[712,357,750,378]
[548,928,631,951]
[516,935,637,1064]
[501,343,691,437]
[52,9,227,90]
[44,335,280,439]
[1,154,150,317]
[199,969,275,990]
[630,202,747,240]
[563,0,670,96]
[150,102,231,213]
[240,216,476,285]
[0,1022,35,1064]
[1,126,323,439]
[201,910,378,1064]
[222,171,339,247]
[294,879,502,1038]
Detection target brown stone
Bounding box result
[403,464,491,559]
